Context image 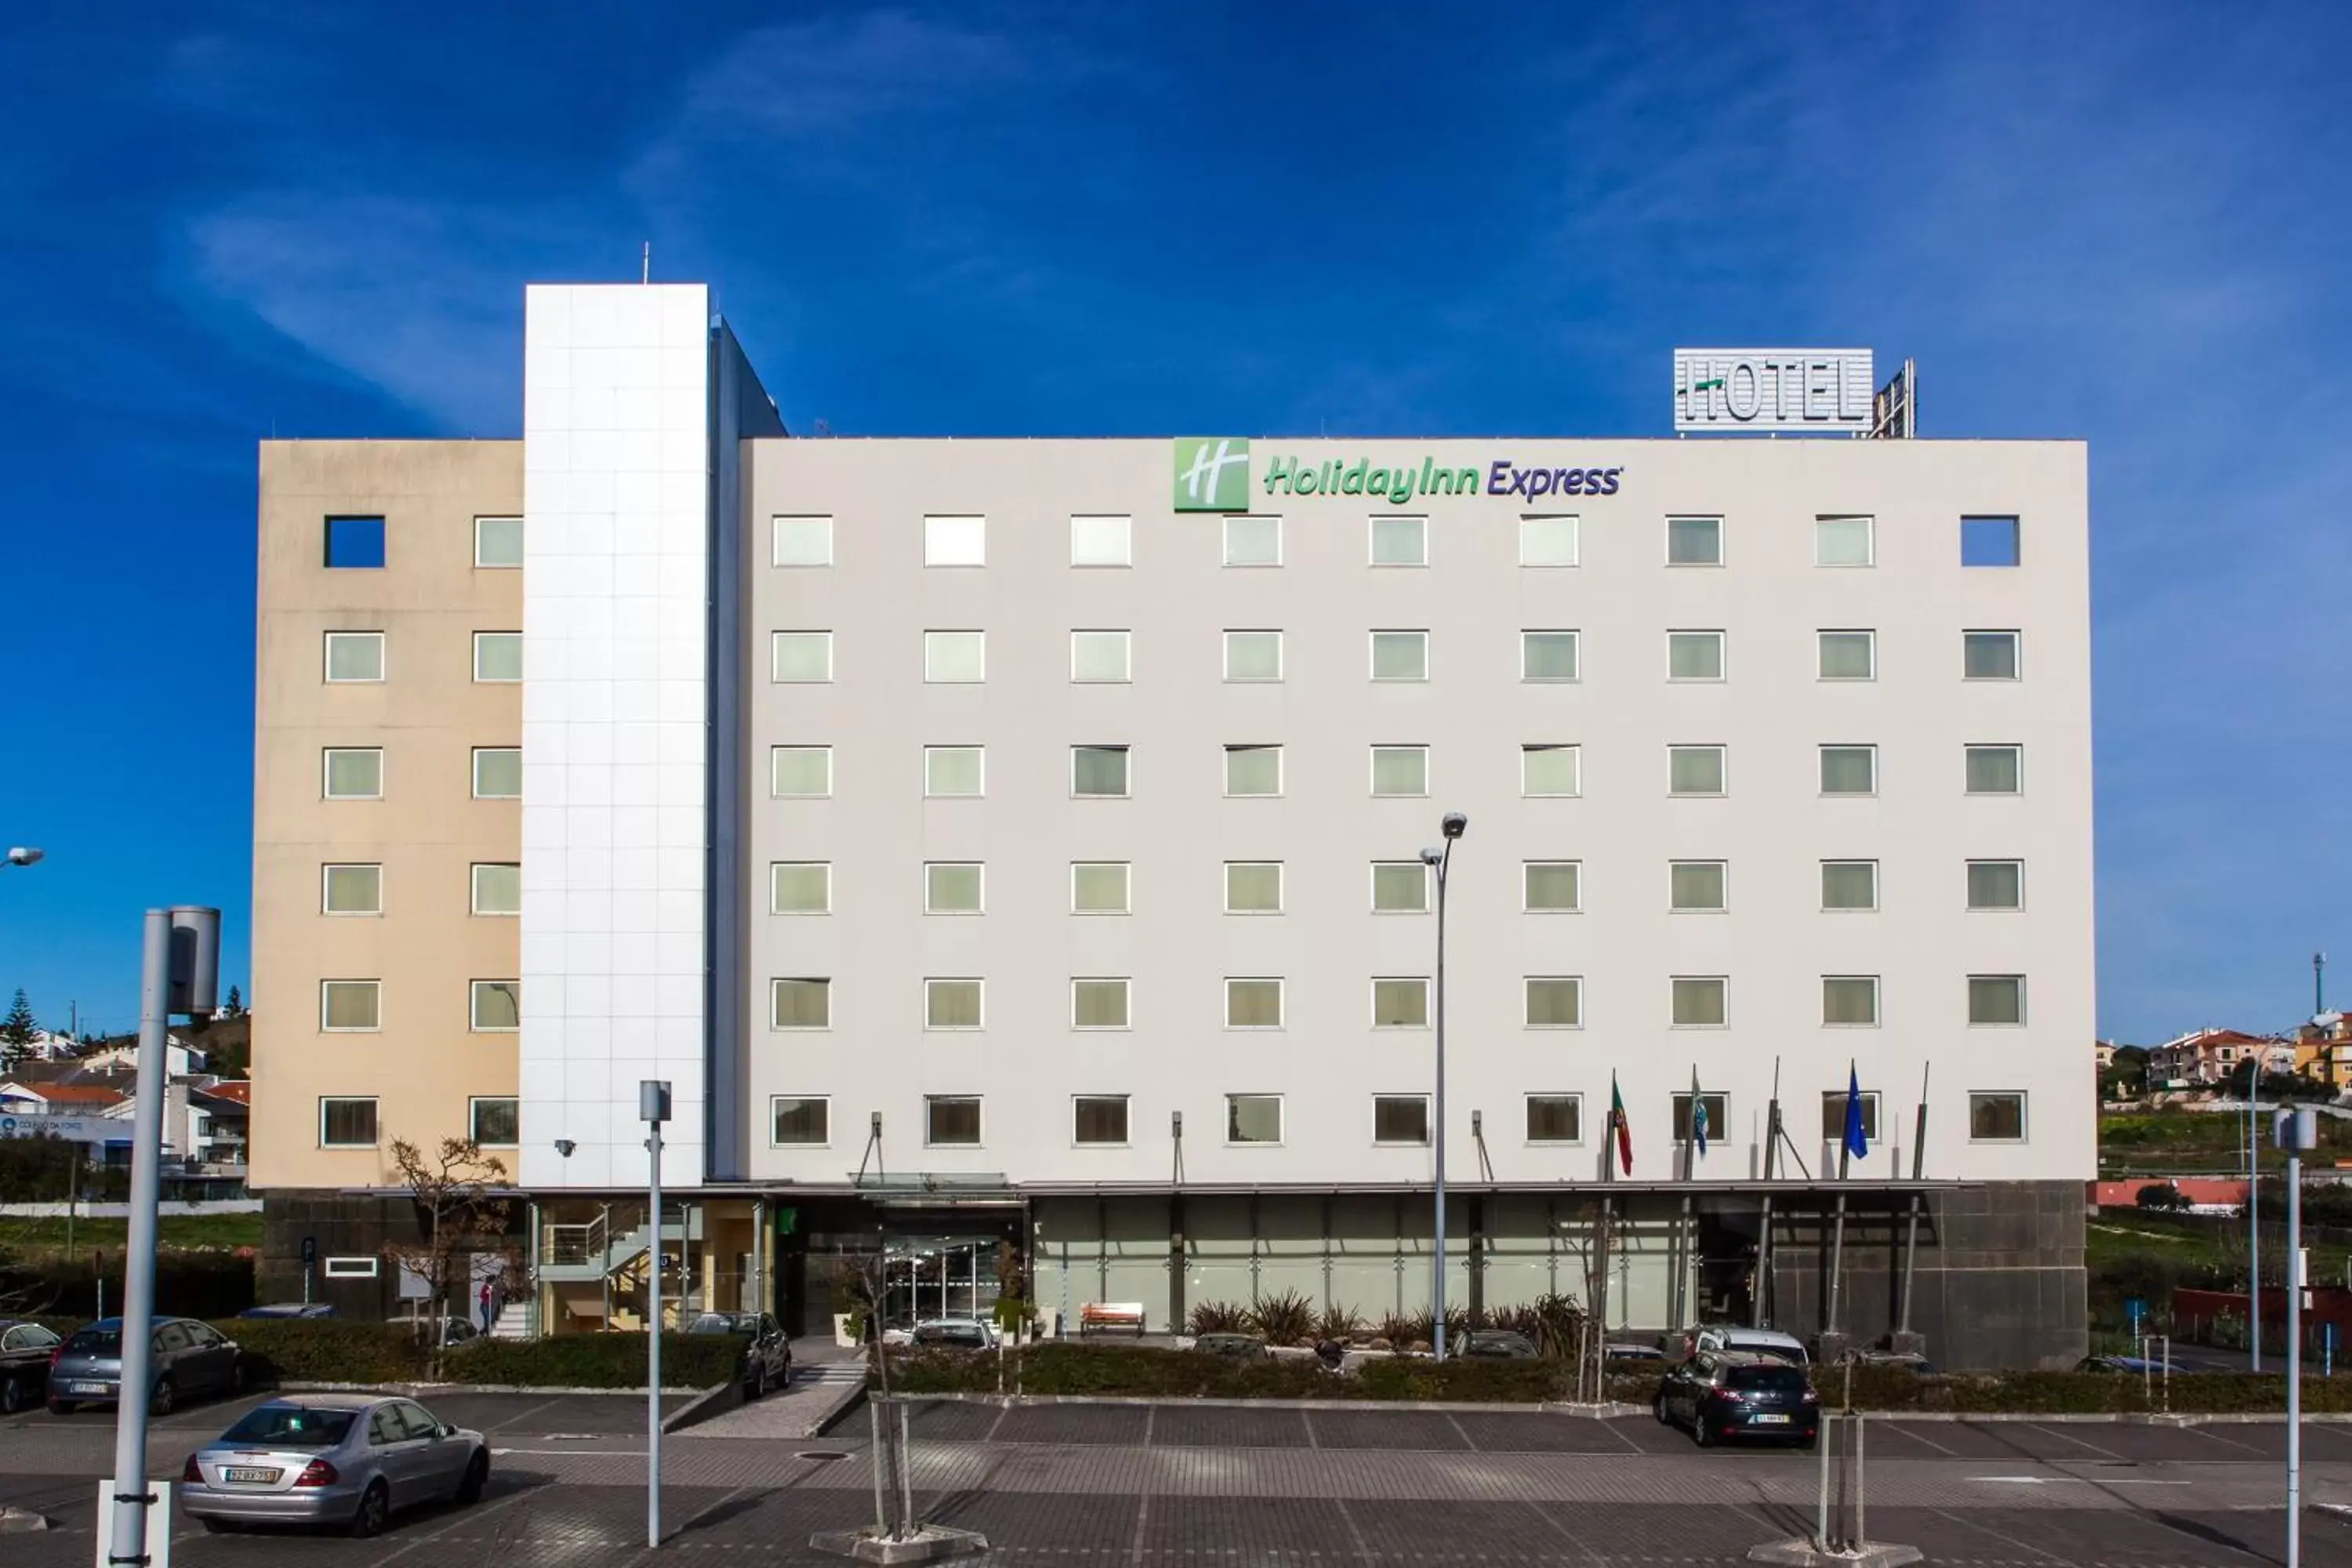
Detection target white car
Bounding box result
[910,1317,997,1349]
[1691,1325,1809,1366]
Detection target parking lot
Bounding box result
[4,1390,2351,1566]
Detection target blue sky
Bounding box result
[2,2,2347,1044]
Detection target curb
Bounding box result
[279,1381,716,1396]
[883,1390,2352,1424]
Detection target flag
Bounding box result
[1689,1066,1709,1158]
[1610,1073,1633,1176]
[1842,1061,1870,1163]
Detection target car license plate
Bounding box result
[1752,1413,1790,1425]
[69,1381,108,1395]
[224,1467,280,1485]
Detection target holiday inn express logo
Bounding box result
[1172,437,1252,511]
[1172,437,1624,510]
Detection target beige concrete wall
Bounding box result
[252,441,524,1189]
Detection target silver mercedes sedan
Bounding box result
[179,1394,488,1536]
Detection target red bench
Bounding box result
[1079,1301,1146,1337]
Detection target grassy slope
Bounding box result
[2,1211,263,1252]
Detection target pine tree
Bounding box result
[0,988,35,1065]
[224,985,245,1018]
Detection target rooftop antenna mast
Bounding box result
[641,241,651,285]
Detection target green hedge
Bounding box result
[449,1330,748,1389]
[211,1319,427,1384]
[890,1344,1332,1399]
[3,1250,253,1319]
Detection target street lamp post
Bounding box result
[3,846,44,867]
[1421,812,1467,1363]
[641,1080,671,1552]
[2279,1102,2318,1568]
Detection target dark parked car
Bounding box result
[48,1316,246,1416]
[1191,1333,1270,1359]
[2076,1355,2163,1374]
[0,1319,62,1414]
[239,1304,339,1320]
[1654,1352,1820,1449]
[685,1312,792,1396]
[1458,1330,1539,1360]
[180,1395,488,1536]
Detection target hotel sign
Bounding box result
[1174,437,1624,511]
[1673,349,1873,434]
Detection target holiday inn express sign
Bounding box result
[1173,437,1625,511]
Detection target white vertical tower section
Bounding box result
[520,283,711,1190]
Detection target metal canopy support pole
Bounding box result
[1899,1069,1930,1338]
[1825,1192,1849,1341]
[1753,1192,1774,1330]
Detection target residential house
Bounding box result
[2147,1028,2282,1087]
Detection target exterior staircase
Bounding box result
[537,1207,692,1284]
[490,1298,539,1340]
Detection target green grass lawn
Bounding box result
[1,1210,262,1253]
[2100,1108,2352,1177]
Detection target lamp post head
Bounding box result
[1419,847,1442,867]
[1440,812,1468,840]
[554,1139,576,1158]
[5,847,42,866]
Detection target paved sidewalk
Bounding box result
[690,1340,868,1439]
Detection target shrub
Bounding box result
[1246,1289,1316,1345]
[452,1330,747,1389]
[6,1250,252,1320]
[1185,1301,1248,1335]
[1314,1304,1365,1344]
[2135,1182,2190,1211]
[211,1320,426,1384]
[1354,1357,1567,1403]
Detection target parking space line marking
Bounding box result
[1526,1497,1609,1565]
[1302,1408,1319,1450]
[1331,1496,1377,1567]
[1879,1421,1957,1456]
[2025,1421,2126,1459]
[356,1477,541,1568]
[1441,1413,1476,1452]
[1596,1418,1645,1454]
[482,1395,569,1433]
[1142,1404,1156,1451]
[1127,1492,1150,1568]
[2185,1425,2266,1456]
[1927,1506,2075,1564]
[985,1403,1012,1443]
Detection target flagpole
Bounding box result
[1826,1060,1856,1349]
[1755,1058,1781,1330]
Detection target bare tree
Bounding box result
[382,1137,512,1374]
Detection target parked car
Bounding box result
[909,1317,995,1351]
[1691,1324,1809,1366]
[49,1317,246,1416]
[179,1394,488,1537]
[685,1311,792,1396]
[239,1303,338,1320]
[1603,1342,1665,1363]
[2076,1355,2164,1374]
[401,1315,478,1347]
[0,1319,62,1414]
[1654,1351,1820,1449]
[1457,1330,1539,1360]
[1190,1333,1270,1359]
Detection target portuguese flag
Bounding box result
[1609,1073,1633,1177]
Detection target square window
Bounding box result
[319,1098,379,1148]
[925,862,983,915]
[772,515,833,567]
[1072,745,1130,797]
[772,1097,829,1145]
[1373,1094,1430,1145]
[1370,515,1428,566]
[1372,978,1430,1028]
[925,746,985,797]
[324,748,383,800]
[925,630,985,683]
[1370,745,1429,797]
[772,978,832,1029]
[1820,746,1877,796]
[1965,745,2023,794]
[1669,861,1726,911]
[1823,976,1880,1025]
[1071,862,1131,914]
[1525,1094,1582,1144]
[1668,630,1725,681]
[1519,514,1579,567]
[1671,1094,1729,1142]
[1522,744,1580,797]
[924,514,985,566]
[1820,1092,1880,1144]
[325,515,385,568]
[1671,977,1726,1027]
[926,1096,982,1146]
[470,862,522,916]
[469,1098,520,1147]
[321,980,380,1032]
[1669,745,1726,796]
[470,980,521,1032]
[470,747,522,799]
[1224,744,1283,797]
[1667,516,1722,566]
[1225,978,1284,1029]
[1074,1095,1130,1145]
[1370,630,1429,681]
[1962,515,2021,567]
[1370,862,1429,913]
[324,631,385,683]
[1965,631,2021,681]
[321,863,382,915]
[1223,630,1283,682]
[1224,862,1283,914]
[1070,630,1131,683]
[1969,1092,2027,1142]
[1967,860,2024,911]
[1524,977,1583,1028]
[1820,861,1878,911]
[771,746,832,798]
[925,978,984,1030]
[1070,514,1132,567]
[1226,1094,1283,1145]
[1522,631,1580,682]
[1223,515,1281,567]
[1969,975,2025,1025]
[1523,861,1581,913]
[771,862,831,915]
[1818,631,1875,681]
[772,631,833,683]
[473,632,523,683]
[1073,978,1131,1029]
[474,516,524,568]
[1816,515,1875,567]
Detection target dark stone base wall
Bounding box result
[257,1191,437,1320]
[1767,1180,2087,1370]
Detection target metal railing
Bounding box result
[543,1207,610,1266]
